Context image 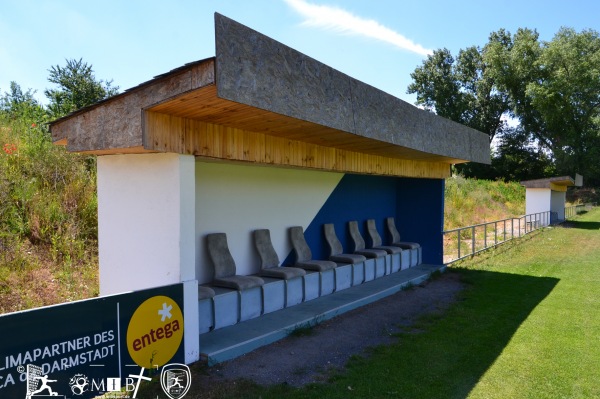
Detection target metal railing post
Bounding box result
[494,221,498,245]
[457,230,460,260]
[471,226,475,256]
[511,218,514,239]
[484,223,487,250]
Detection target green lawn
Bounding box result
[150,208,600,399]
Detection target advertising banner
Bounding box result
[0,283,186,398]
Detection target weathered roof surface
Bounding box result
[521,176,575,189]
[50,58,215,152]
[50,13,490,169]
[214,13,489,165]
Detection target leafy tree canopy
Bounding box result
[0,82,47,124]
[407,41,510,143]
[44,58,119,119]
[408,26,600,185]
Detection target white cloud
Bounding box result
[284,0,433,56]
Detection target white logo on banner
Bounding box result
[160,363,192,399]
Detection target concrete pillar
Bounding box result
[551,191,566,220]
[97,153,196,294]
[97,153,199,362]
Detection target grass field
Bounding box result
[178,207,600,399]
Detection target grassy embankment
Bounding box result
[443,176,525,262]
[0,117,98,313]
[444,175,524,230]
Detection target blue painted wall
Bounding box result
[395,178,445,265]
[196,162,446,282]
[283,174,445,265]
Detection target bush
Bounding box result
[0,115,98,312]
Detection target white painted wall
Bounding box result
[195,161,343,284]
[551,191,566,220]
[97,153,196,295]
[525,188,551,216]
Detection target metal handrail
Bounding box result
[444,211,550,264]
[444,204,595,264]
[565,204,588,219]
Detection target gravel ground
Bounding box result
[192,270,464,389]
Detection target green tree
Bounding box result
[488,27,600,184]
[410,26,600,185]
[491,127,555,181]
[44,58,119,119]
[407,39,511,143]
[0,82,47,125]
[407,36,513,179]
[529,28,600,181]
[490,28,600,185]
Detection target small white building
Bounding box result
[521,175,582,224]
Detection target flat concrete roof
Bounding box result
[50,13,490,168]
[521,176,575,189]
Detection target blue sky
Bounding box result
[1,0,598,106]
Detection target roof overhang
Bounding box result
[50,13,490,179]
[521,176,576,192]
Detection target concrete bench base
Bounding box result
[262,278,285,314]
[334,264,353,292]
[374,256,386,278]
[212,287,239,329]
[320,269,335,296]
[198,286,216,333]
[401,250,411,270]
[389,253,400,274]
[205,249,425,332]
[198,297,214,333]
[240,286,262,322]
[390,253,401,273]
[303,271,320,301]
[408,248,421,267]
[286,276,304,307]
[364,259,376,282]
[351,262,365,286]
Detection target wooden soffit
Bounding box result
[144,85,460,163]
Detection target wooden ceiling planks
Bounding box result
[144,111,451,179]
[146,85,461,164]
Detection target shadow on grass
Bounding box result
[140,269,560,399]
[314,268,561,399]
[561,220,600,230]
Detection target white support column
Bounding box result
[97,153,196,295]
[183,279,200,363]
[551,190,567,221]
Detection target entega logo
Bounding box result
[126,296,184,368]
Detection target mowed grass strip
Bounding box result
[166,208,600,399]
[466,210,600,399]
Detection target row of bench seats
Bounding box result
[197,217,421,333]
